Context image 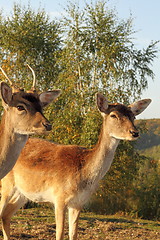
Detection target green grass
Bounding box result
[0,205,159,239]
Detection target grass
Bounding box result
[0,205,159,239]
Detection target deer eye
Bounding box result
[17,105,25,111]
[110,114,117,119]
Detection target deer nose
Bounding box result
[42,122,52,131]
[129,130,139,138]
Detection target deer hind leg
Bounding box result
[68,207,81,240]
[55,201,66,240]
[0,190,27,240]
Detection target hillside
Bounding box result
[135,118,160,160]
[140,145,160,160]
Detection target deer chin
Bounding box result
[14,129,29,135]
[110,134,139,141]
[14,127,47,135]
[125,135,139,141]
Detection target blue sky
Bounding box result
[0,0,159,119]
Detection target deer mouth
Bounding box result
[31,127,52,134]
[42,122,52,131]
[129,130,139,139]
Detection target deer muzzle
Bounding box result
[129,130,139,138]
[42,121,52,131]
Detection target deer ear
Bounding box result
[0,82,12,106]
[39,90,61,108]
[96,93,109,114]
[129,99,152,116]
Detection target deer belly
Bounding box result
[18,187,54,203]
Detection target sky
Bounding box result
[0,0,159,119]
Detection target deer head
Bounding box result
[96,93,151,141]
[0,65,61,134]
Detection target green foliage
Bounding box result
[0,3,61,90]
[59,1,158,103]
[131,159,160,220]
[140,145,160,160]
[136,119,160,150]
[80,109,102,147]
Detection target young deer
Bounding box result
[0,66,61,179]
[0,93,151,240]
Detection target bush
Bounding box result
[131,158,160,220]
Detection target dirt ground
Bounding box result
[0,207,159,240]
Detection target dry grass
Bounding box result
[0,205,159,239]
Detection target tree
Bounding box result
[0,4,61,90]
[131,158,160,220]
[49,0,158,146]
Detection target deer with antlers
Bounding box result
[0,93,151,240]
[0,65,61,179]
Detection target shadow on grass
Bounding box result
[81,215,135,224]
[80,214,160,230]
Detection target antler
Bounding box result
[0,65,37,94]
[0,67,14,86]
[26,64,36,91]
[0,67,19,92]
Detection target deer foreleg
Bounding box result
[68,207,80,240]
[55,202,66,240]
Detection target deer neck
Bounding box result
[84,122,120,182]
[0,112,28,179]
